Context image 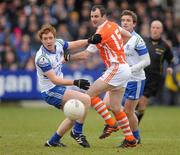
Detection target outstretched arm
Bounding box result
[68,34,102,51]
[64,50,91,62]
[64,44,98,62]
[68,39,88,51]
[71,50,90,61]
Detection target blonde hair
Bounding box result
[38,24,56,39]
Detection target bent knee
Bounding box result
[81,94,91,108]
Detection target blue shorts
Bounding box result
[122,80,145,106]
[41,86,66,109]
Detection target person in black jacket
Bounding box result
[136,20,174,123]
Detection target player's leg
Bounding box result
[86,63,129,129]
[124,80,145,143]
[104,90,140,141]
[108,88,137,147]
[136,74,159,123]
[62,90,91,148]
[103,92,111,110]
[124,99,140,143]
[136,95,148,123]
[98,88,125,139]
[43,86,91,147]
[42,85,69,147]
[86,78,118,128]
[45,118,73,147]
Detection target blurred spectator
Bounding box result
[93,0,104,5]
[165,65,180,106]
[2,45,18,71]
[119,0,129,11]
[41,6,58,26]
[51,0,68,22]
[57,23,73,40]
[80,2,92,22]
[16,12,27,33]
[25,56,35,71]
[77,23,90,39]
[164,10,179,47]
[9,27,22,48]
[67,11,80,39]
[106,0,120,22]
[16,34,31,69]
[66,0,76,13]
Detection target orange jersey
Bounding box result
[96,20,126,67]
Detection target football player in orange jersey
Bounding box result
[68,5,137,148]
[104,10,150,145]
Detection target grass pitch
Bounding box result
[0,104,180,155]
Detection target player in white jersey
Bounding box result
[35,24,101,148]
[103,10,150,144]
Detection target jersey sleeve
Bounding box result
[86,44,98,53]
[164,43,173,66]
[135,37,148,56]
[36,55,52,72]
[57,39,69,51]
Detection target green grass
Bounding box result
[0,105,180,155]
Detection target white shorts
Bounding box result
[100,63,131,87]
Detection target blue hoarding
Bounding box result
[0,66,103,100]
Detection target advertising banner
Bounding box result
[0,67,103,100]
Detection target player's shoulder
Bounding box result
[132,31,146,46]
[35,48,51,67]
[56,39,65,46]
[56,39,69,50]
[99,20,117,32]
[132,31,144,40]
[108,21,120,30]
[161,38,170,47]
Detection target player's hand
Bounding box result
[73,79,90,90]
[167,67,173,74]
[64,49,70,62]
[88,34,102,44]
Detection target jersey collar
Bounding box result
[42,45,57,54]
[131,31,136,35]
[97,20,108,33]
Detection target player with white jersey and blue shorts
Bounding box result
[122,30,147,105]
[103,10,150,144]
[35,24,101,148]
[120,10,150,144]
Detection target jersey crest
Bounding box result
[37,56,51,68]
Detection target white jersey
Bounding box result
[124,31,148,81]
[35,39,68,92]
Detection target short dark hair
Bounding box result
[91,5,107,17]
[120,10,137,23]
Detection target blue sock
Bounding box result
[73,121,83,135]
[49,132,61,144]
[133,130,140,140]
